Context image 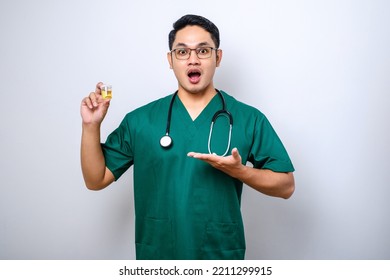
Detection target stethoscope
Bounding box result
[160,89,233,156]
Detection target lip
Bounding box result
[186,68,202,76]
[187,68,202,84]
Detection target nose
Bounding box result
[187,49,200,64]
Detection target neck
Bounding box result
[177,85,217,120]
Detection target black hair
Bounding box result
[168,14,220,50]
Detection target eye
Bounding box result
[197,47,210,55]
[176,48,189,56]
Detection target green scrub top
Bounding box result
[101,90,294,260]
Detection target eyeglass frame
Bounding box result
[170,47,219,60]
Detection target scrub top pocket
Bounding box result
[135,217,174,260]
[201,221,245,260]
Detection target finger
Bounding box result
[82,96,94,109]
[187,152,217,161]
[187,152,206,159]
[95,82,104,94]
[89,92,99,107]
[187,152,200,158]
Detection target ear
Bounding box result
[216,49,223,67]
[167,52,173,69]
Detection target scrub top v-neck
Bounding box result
[101,90,294,260]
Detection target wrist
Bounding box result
[233,164,253,182]
[82,122,101,133]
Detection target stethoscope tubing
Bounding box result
[161,89,233,156]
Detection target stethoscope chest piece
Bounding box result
[160,134,173,148]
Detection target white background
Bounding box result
[0,0,389,259]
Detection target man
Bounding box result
[80,14,295,260]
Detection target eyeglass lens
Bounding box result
[173,47,214,60]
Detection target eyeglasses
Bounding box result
[170,47,218,60]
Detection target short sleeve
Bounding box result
[248,115,295,172]
[101,116,134,180]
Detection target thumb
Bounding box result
[103,98,111,107]
[232,147,241,159]
[101,98,111,114]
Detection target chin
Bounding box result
[181,83,213,94]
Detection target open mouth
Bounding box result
[187,69,201,84]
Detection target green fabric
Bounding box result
[101,90,294,260]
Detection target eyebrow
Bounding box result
[174,42,212,48]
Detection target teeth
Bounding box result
[188,71,200,76]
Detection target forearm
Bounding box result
[80,124,112,190]
[187,148,295,199]
[233,166,295,199]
